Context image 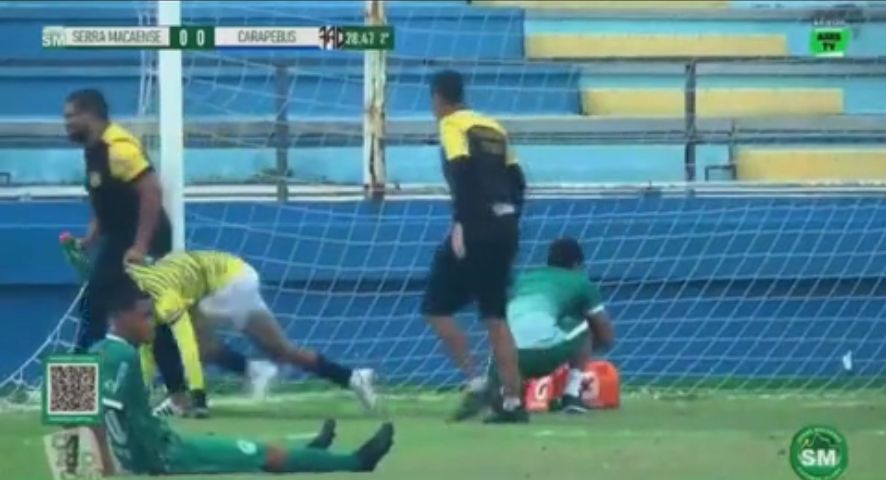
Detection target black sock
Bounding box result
[314,355,352,388]
[215,344,248,375]
[192,389,208,409]
[153,325,186,393]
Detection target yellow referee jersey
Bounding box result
[125,250,246,391]
[127,250,246,322]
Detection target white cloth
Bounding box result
[196,264,268,330]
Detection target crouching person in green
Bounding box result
[453,237,615,420]
[89,278,394,476]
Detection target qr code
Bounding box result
[48,364,98,414]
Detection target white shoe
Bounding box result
[153,396,186,417]
[349,368,378,410]
[246,360,278,401]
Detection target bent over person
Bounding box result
[126,250,377,417]
[453,238,616,420]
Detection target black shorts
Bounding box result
[76,228,171,350]
[421,222,518,320]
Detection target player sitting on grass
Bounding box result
[126,250,377,417]
[453,237,615,421]
[87,279,394,476]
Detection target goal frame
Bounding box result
[157,0,185,251]
[155,0,389,242]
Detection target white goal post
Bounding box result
[364,0,388,199]
[156,0,185,251]
[155,0,389,242]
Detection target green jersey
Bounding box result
[506,267,605,349]
[91,335,177,475]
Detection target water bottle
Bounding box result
[59,231,91,280]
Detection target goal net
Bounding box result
[3,0,886,408]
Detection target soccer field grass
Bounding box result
[5,392,885,480]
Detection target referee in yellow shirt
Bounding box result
[63,89,186,404]
[127,250,378,418]
[422,70,528,423]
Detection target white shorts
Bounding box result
[196,264,269,331]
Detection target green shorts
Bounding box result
[165,434,267,475]
[489,330,589,380]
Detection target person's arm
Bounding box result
[583,281,615,353]
[130,172,163,256]
[108,141,163,257]
[585,308,615,354]
[166,308,207,393]
[80,217,101,250]
[506,156,526,215]
[439,118,475,225]
[88,425,115,477]
[447,161,478,226]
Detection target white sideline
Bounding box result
[533,429,886,438]
[2,389,878,415]
[0,390,448,414]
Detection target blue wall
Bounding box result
[0,144,726,185]
[8,143,886,186]
[2,198,884,386]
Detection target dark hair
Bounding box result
[66,89,109,120]
[107,277,150,317]
[431,70,465,105]
[547,238,585,269]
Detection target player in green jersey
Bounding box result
[453,238,615,421]
[88,279,394,476]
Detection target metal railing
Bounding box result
[1,57,885,192]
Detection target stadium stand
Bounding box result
[736,147,886,181]
[474,1,729,9]
[0,0,884,185]
[526,34,788,59]
[582,88,844,117]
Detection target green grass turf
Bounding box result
[5,392,885,480]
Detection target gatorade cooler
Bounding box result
[580,360,620,409]
[524,365,568,412]
[523,361,620,412]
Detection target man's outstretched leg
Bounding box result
[211,341,279,401]
[304,419,337,450]
[429,313,488,422]
[193,311,279,401]
[244,310,377,409]
[426,315,478,380]
[422,241,489,420]
[267,423,394,474]
[165,421,394,475]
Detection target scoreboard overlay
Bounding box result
[42,25,394,50]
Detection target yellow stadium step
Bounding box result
[473,0,728,9]
[526,34,787,58]
[736,148,886,181]
[582,89,844,117]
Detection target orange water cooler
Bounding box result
[524,360,620,412]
